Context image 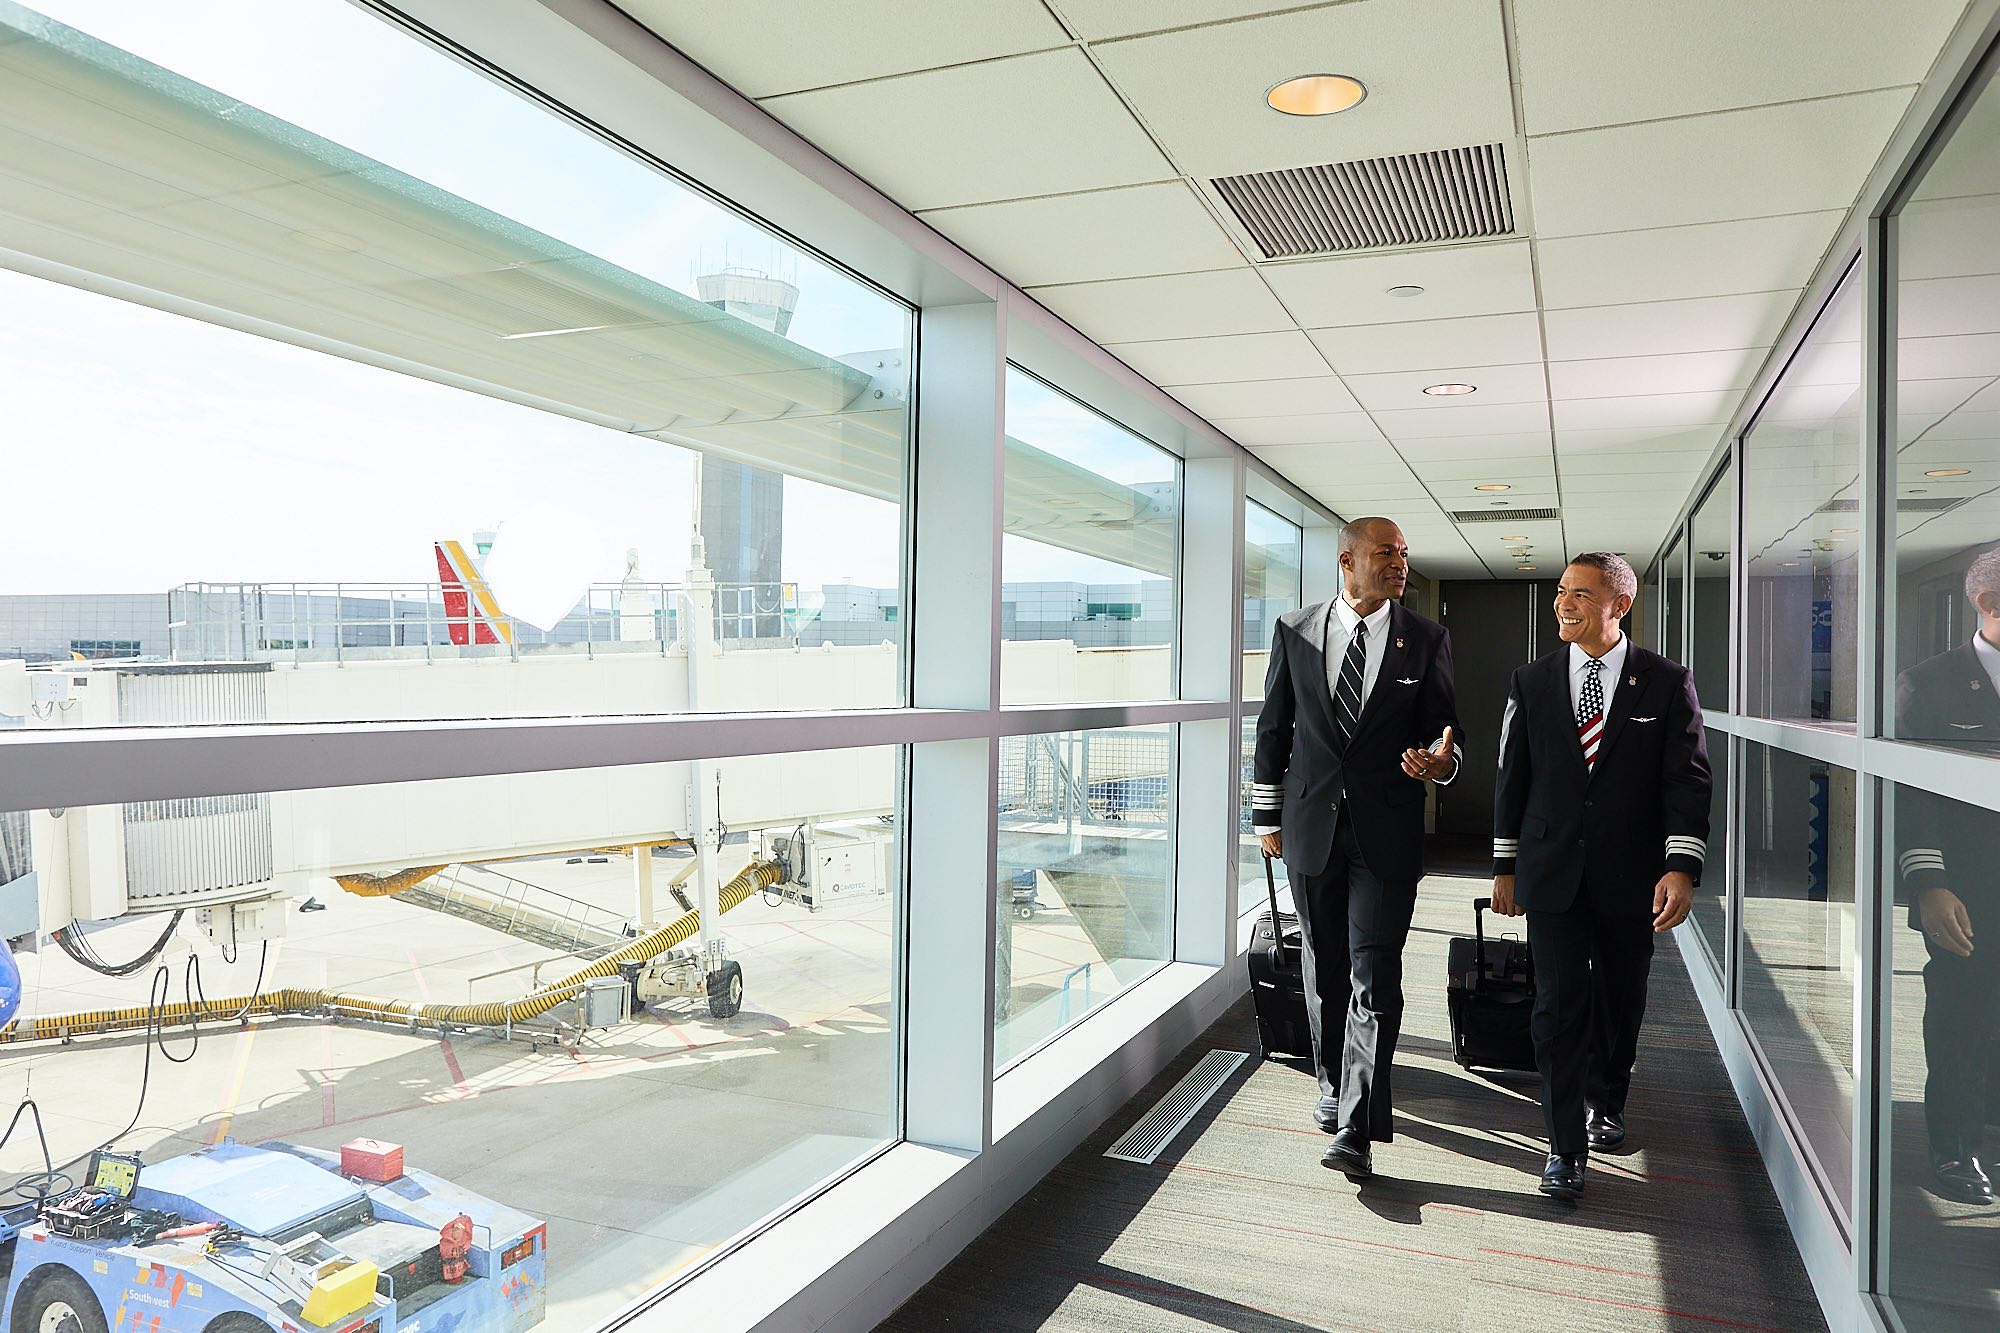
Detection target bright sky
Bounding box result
[0,0,1202,607]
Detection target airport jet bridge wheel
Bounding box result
[707,960,744,1019]
[15,1269,108,1333]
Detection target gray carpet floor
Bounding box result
[880,880,1826,1332]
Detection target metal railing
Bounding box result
[408,862,633,955]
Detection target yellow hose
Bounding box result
[0,860,782,1044]
[334,865,448,896]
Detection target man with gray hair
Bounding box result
[1893,543,2000,1205]
[1491,552,1711,1200]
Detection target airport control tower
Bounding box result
[695,267,798,638]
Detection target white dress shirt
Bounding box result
[1974,631,2000,694]
[1327,596,1392,712]
[1568,634,1630,720]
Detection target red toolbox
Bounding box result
[340,1138,405,1182]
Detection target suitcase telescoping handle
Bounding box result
[1470,896,1493,989]
[1263,854,1292,961]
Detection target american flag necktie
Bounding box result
[1578,658,1605,770]
[1335,620,1367,749]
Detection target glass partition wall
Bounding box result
[0,3,1291,1328]
[1654,25,2000,1332]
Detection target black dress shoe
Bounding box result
[1932,1157,1995,1206]
[1314,1095,1340,1133]
[1539,1152,1587,1200]
[1586,1108,1626,1151]
[1322,1128,1373,1178]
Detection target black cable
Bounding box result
[225,942,270,1022]
[53,910,185,977]
[152,956,201,1064]
[1,1097,68,1203]
[53,960,175,1177]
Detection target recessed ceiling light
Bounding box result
[1424,382,1477,397]
[1829,527,1857,534]
[1907,488,1929,495]
[1473,484,1510,492]
[1501,535,1528,541]
[1518,566,1537,572]
[1926,468,1972,477]
[1780,561,1801,567]
[1489,501,1510,507]
[1386,284,1425,298]
[1266,73,1368,117]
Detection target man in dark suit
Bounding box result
[1894,545,2000,1206]
[1253,516,1461,1178]
[1491,552,1711,1200]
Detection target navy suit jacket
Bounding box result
[1492,642,1711,914]
[1893,641,2000,930]
[1252,600,1460,884]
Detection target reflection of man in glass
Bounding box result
[1896,545,2000,1206]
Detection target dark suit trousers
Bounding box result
[1526,895,1656,1154]
[1290,812,1417,1140]
[1922,932,2000,1161]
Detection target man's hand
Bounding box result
[1401,725,1456,781]
[1919,887,1975,957]
[1491,873,1521,917]
[1259,830,1283,859]
[1652,871,1695,933]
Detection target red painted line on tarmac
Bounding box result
[439,1038,467,1091]
[408,950,433,1005]
[320,1023,336,1127]
[1470,1275,1784,1332]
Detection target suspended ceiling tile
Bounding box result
[1547,348,1764,401]
[1090,1,1514,179]
[622,0,1070,97]
[1308,312,1544,376]
[1412,454,1556,482]
[1105,329,1330,385]
[1562,469,1704,495]
[1512,0,1963,135]
[1396,432,1555,462]
[1536,212,1844,310]
[1558,447,1718,475]
[1372,399,1553,439]
[1555,425,1730,454]
[1543,291,1800,360]
[1266,242,1537,328]
[1170,375,1360,419]
[1345,361,1548,412]
[1055,0,1343,41]
[760,48,1171,210]
[1528,90,1912,238]
[1250,440,1406,470]
[1218,410,1385,446]
[918,182,1244,286]
[1027,266,1292,343]
[1552,390,1738,431]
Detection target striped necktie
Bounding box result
[1578,658,1605,769]
[1335,620,1367,749]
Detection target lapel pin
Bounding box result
[1395,637,1405,649]
[1628,676,1638,686]
[1974,679,1984,691]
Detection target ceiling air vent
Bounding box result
[1818,496,1967,514]
[1450,507,1560,523]
[1213,143,1515,260]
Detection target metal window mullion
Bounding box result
[1172,455,1242,968]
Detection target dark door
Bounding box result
[1435,580,1558,841]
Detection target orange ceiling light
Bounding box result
[1266,74,1368,116]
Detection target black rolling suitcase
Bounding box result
[1248,855,1312,1060]
[1446,897,1537,1072]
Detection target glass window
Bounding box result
[6,748,901,1327]
[1239,501,1301,931]
[1883,780,2000,1331]
[995,726,1174,1066]
[1689,464,1734,712]
[1738,742,1857,1217]
[1661,536,1687,660]
[1690,726,1732,969]
[0,2,911,723]
[1243,500,1302,700]
[1001,369,1181,705]
[1744,271,1864,727]
[1889,60,2000,750]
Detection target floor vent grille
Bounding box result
[1214,143,1514,259]
[1450,507,1561,523]
[1104,1049,1248,1165]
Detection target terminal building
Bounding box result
[1,2,1997,1332]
